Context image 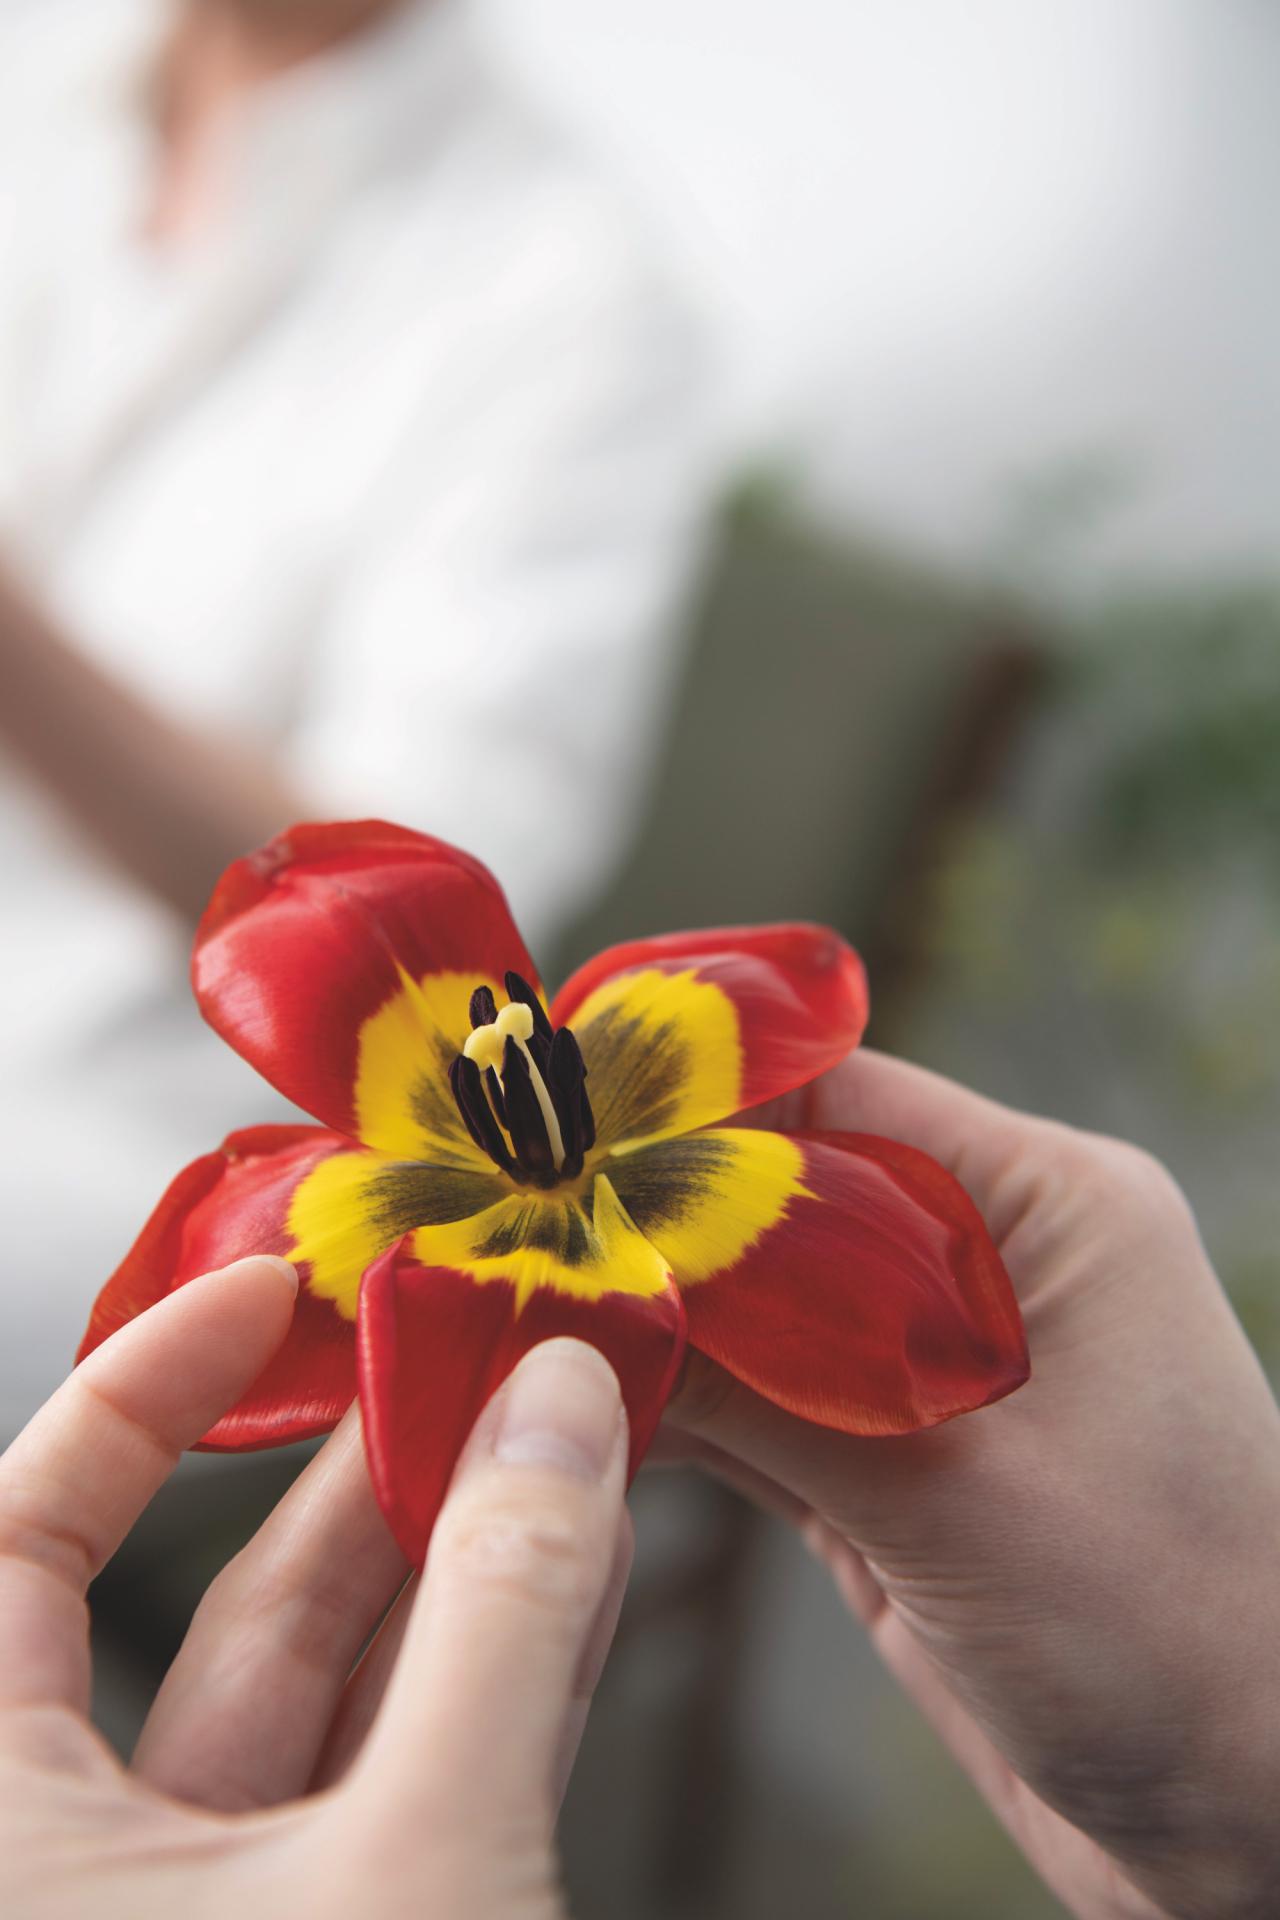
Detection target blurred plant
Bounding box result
[912,569,1280,1384]
[1074,582,1280,862]
[926,575,1280,1107]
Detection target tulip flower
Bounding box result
[78,821,1028,1563]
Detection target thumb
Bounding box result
[663,1050,1056,1532]
[753,1047,1057,1243]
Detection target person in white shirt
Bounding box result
[0,0,713,1435]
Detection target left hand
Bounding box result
[0,1257,632,1919]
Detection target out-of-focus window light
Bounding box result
[483,0,1280,591]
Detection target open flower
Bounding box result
[79,820,1028,1563]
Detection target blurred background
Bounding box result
[2,2,1277,1915]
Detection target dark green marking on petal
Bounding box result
[574,1002,690,1146]
[408,1028,478,1150]
[475,1197,595,1268]
[367,1161,506,1240]
[607,1134,737,1238]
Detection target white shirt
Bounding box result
[0,0,712,1432]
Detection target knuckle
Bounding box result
[198,1549,359,1676]
[0,1503,97,1595]
[1080,1134,1192,1224]
[435,1481,602,1613]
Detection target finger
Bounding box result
[0,1256,298,1712]
[658,1413,1100,1899]
[133,1403,408,1809]
[763,1048,1053,1243]
[661,1049,1057,1521]
[661,1341,1008,1562]
[551,1504,634,1809]
[350,1339,627,1835]
[310,1572,420,1790]
[317,1513,630,1822]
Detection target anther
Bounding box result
[449,1056,516,1176]
[500,1037,557,1180]
[505,972,554,1043]
[469,985,498,1030]
[549,1026,594,1176]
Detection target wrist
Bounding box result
[1062,1615,1280,1920]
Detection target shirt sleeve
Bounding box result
[286,229,716,959]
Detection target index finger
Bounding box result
[0,1256,298,1713]
[351,1340,627,1835]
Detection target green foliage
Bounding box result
[914,569,1280,1380]
[1076,583,1280,862]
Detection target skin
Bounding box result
[0,1264,631,1919]
[0,0,408,917]
[3,1053,1275,1916]
[661,1050,1280,1920]
[0,570,306,922]
[149,0,413,240]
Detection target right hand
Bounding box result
[662,1050,1280,1920]
[0,1261,631,1920]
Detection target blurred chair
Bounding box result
[554,484,1041,986]
[555,488,1045,1917]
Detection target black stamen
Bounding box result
[501,1036,556,1181]
[548,1030,582,1175]
[504,971,553,1043]
[449,1056,516,1176]
[449,1057,484,1149]
[469,985,498,1030]
[548,1027,594,1177]
[484,1065,508,1129]
[456,979,593,1188]
[527,1028,553,1081]
[561,1028,596,1152]
[549,1025,585,1091]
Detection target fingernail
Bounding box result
[495,1339,623,1482]
[217,1254,299,1295]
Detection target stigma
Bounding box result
[449,973,595,1187]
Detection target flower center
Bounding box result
[448,973,596,1188]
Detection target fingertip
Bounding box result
[508,1336,623,1397]
[492,1339,625,1483]
[94,1253,303,1403]
[216,1253,300,1297]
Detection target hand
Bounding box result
[0,1259,632,1920]
[662,1050,1280,1920]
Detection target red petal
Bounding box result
[194,821,540,1147]
[680,1129,1029,1433]
[357,1245,686,1564]
[552,925,868,1138]
[77,1126,364,1448]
